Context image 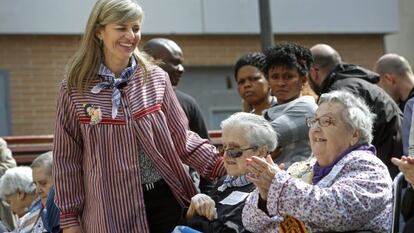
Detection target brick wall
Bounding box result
[0,34,384,135]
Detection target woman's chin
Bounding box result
[226,170,242,177]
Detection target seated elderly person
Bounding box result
[0,166,44,232]
[31,151,60,233]
[243,90,393,233]
[181,112,277,233]
[0,137,17,231]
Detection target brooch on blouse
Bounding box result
[83,103,102,125]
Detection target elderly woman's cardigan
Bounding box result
[242,145,393,233]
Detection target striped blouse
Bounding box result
[53,65,225,233]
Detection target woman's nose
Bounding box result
[125,29,135,39]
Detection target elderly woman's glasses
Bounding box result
[223,146,258,158]
[306,115,335,128]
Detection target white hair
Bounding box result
[220,112,278,151]
[0,138,12,162]
[31,151,53,175]
[0,167,36,199]
[319,90,376,144]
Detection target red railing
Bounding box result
[3,131,223,165]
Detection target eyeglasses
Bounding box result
[223,146,258,158]
[306,115,335,128]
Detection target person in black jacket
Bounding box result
[142,38,209,139]
[309,43,403,178]
[375,53,414,112]
[143,38,213,193]
[183,112,278,233]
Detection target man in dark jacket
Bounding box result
[309,44,403,178]
[143,38,213,193]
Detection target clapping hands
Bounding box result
[391,155,414,185]
[246,155,282,200]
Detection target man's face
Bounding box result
[308,67,323,96]
[377,75,399,103]
[158,48,184,86]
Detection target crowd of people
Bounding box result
[1,0,414,232]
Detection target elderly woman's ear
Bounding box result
[16,191,26,201]
[350,129,360,146]
[257,145,268,157]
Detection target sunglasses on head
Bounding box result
[223,146,258,158]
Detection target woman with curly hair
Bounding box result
[262,42,317,167]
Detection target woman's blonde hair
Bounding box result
[66,0,153,92]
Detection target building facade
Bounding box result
[0,0,399,135]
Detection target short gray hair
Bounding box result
[375,53,413,77]
[0,167,36,199]
[31,151,53,175]
[0,138,12,163]
[220,112,278,151]
[318,90,376,144]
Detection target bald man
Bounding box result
[309,43,403,178]
[143,38,213,193]
[143,38,209,140]
[376,54,414,156]
[375,54,414,110]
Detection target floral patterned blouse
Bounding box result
[242,146,393,233]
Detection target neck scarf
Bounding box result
[312,143,375,184]
[217,175,251,192]
[91,58,137,119]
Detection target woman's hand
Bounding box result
[246,155,281,200]
[392,155,414,185]
[63,226,82,233]
[186,194,217,221]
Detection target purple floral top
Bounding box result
[242,146,393,233]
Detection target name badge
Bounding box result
[219,191,249,205]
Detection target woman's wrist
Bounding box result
[258,194,269,215]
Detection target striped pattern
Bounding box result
[53,65,225,233]
[92,58,137,119]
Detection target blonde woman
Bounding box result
[53,0,225,232]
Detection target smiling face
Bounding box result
[236,65,270,107]
[97,19,141,70]
[309,102,358,167]
[268,66,306,104]
[222,127,263,177]
[32,167,53,206]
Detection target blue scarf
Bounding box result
[312,144,376,184]
[91,58,137,119]
[217,175,252,191]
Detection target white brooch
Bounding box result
[83,103,102,125]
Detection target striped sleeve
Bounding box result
[161,73,225,180]
[53,83,84,228]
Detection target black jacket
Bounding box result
[185,178,254,233]
[320,63,403,178]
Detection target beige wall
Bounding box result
[385,0,414,65]
[0,34,384,135]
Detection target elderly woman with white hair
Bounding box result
[243,90,393,233]
[178,112,278,233]
[0,137,17,231]
[0,166,44,232]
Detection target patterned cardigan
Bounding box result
[242,147,393,233]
